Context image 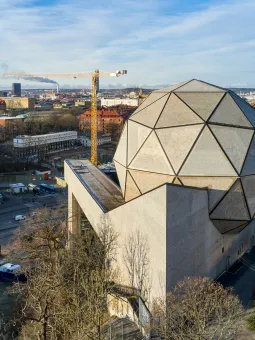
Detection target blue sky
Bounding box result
[0,0,255,89]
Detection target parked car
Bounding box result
[15,215,26,221]
[0,263,26,281]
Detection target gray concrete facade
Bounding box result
[65,160,255,300]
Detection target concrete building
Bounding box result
[12,83,21,97]
[65,80,255,303]
[0,100,6,112]
[14,131,77,160]
[0,97,35,110]
[0,116,24,128]
[14,131,77,148]
[101,97,139,107]
[78,133,111,147]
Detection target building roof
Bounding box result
[10,183,26,188]
[66,159,124,212]
[15,131,77,139]
[0,116,24,120]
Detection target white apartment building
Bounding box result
[101,97,138,107]
[13,131,78,148]
[79,133,111,147]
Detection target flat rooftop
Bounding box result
[66,159,125,212]
[0,116,24,120]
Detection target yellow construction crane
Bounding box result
[3,69,127,165]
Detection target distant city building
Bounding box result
[35,102,53,110]
[0,100,6,112]
[53,103,64,109]
[0,116,24,128]
[75,100,87,108]
[79,108,124,135]
[12,83,21,96]
[79,133,111,147]
[40,92,58,100]
[0,91,7,97]
[101,97,138,107]
[0,97,35,110]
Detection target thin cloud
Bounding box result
[0,0,255,87]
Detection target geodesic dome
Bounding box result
[113,79,255,234]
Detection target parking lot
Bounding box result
[0,189,67,249]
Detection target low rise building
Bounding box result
[13,131,78,161]
[78,133,111,147]
[10,183,26,194]
[0,116,25,128]
[0,97,35,110]
[0,100,6,112]
[101,97,138,107]
[14,131,77,148]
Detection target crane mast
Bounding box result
[91,69,99,165]
[3,69,127,165]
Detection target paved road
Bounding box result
[0,191,67,247]
[218,247,255,308]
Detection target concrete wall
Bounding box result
[65,161,167,299]
[107,185,167,299]
[64,163,104,230]
[165,184,255,290]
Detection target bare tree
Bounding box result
[7,205,120,340]
[151,277,244,340]
[123,230,151,302]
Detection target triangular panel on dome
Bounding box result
[114,161,127,195]
[210,180,250,220]
[241,135,255,176]
[156,125,203,173]
[129,131,174,175]
[154,80,191,93]
[178,176,237,211]
[210,125,253,174]
[125,171,141,201]
[130,92,168,117]
[173,178,182,185]
[175,79,225,92]
[130,94,170,128]
[231,92,255,127]
[224,223,248,234]
[156,93,203,128]
[113,122,127,166]
[127,121,151,165]
[129,169,174,193]
[179,127,237,176]
[209,93,252,127]
[241,175,255,217]
[212,219,248,234]
[176,92,225,121]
